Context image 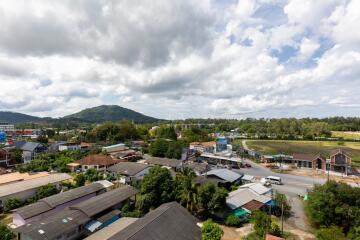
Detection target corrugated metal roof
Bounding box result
[70,185,137,217]
[108,202,201,240]
[108,162,150,176]
[226,188,271,210]
[0,173,72,198]
[202,169,242,182]
[145,157,182,168]
[14,209,90,240]
[84,218,138,240]
[239,183,272,196]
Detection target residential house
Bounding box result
[189,141,216,153]
[0,148,9,167]
[226,184,272,219]
[200,168,242,188]
[95,202,201,240]
[241,174,256,184]
[292,149,352,175]
[293,153,326,170]
[144,157,183,171]
[12,182,106,227]
[59,143,81,152]
[330,149,351,175]
[12,141,47,163]
[183,161,210,176]
[70,154,123,172]
[0,173,72,207]
[14,185,137,240]
[107,162,151,184]
[112,150,142,161]
[102,143,128,154]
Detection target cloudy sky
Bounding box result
[0,0,359,119]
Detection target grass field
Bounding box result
[331,131,360,140]
[245,140,360,167]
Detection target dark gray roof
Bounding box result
[16,183,105,220]
[15,202,53,220]
[109,202,201,240]
[108,162,150,176]
[14,141,43,151]
[14,209,90,240]
[145,157,182,168]
[70,185,137,217]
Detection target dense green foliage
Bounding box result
[3,198,23,213]
[274,192,291,217]
[138,166,175,212]
[305,181,360,236]
[86,121,140,142]
[201,219,223,240]
[250,210,282,238]
[35,184,59,199]
[74,173,86,187]
[148,138,183,159]
[197,183,228,213]
[154,126,177,140]
[225,214,242,227]
[175,168,198,213]
[0,223,14,240]
[64,105,158,123]
[17,150,89,172]
[181,127,213,144]
[315,226,346,240]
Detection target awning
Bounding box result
[85,220,102,232]
[233,208,249,218]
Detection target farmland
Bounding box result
[331,131,360,140]
[244,140,360,167]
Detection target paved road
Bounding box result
[233,159,326,196]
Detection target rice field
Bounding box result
[245,140,360,167]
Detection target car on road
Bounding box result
[261,176,282,185]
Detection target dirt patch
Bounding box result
[221,223,253,240]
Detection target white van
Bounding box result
[261,176,282,185]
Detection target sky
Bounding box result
[0,0,359,119]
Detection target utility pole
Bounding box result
[281,203,284,235]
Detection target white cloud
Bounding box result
[0,0,359,119]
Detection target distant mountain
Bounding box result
[0,111,42,124]
[63,105,159,123]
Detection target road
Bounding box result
[233,159,326,196]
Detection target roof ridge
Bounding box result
[123,203,176,240]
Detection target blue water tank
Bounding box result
[0,132,6,142]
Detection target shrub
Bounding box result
[225,215,242,227]
[201,219,223,240]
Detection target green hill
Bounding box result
[0,111,42,124]
[63,105,159,123]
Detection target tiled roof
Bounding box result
[242,200,264,211]
[292,153,320,161]
[75,154,122,166]
[330,149,349,157]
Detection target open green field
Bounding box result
[245,140,360,167]
[331,131,360,140]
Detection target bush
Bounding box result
[201,219,223,240]
[0,223,14,240]
[225,215,242,227]
[315,226,346,240]
[3,198,23,213]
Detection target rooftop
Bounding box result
[75,154,122,166]
[108,202,201,240]
[107,162,150,176]
[84,218,138,240]
[0,173,72,198]
[145,157,182,168]
[203,168,242,183]
[0,171,49,186]
[70,185,137,217]
[227,188,271,210]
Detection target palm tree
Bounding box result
[177,167,198,213]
